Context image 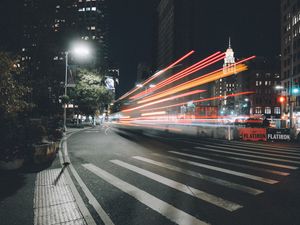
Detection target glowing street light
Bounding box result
[292,88,299,94]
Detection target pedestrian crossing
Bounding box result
[76,140,300,225]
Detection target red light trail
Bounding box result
[116,50,195,101]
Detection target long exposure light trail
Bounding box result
[122,89,206,112]
[140,91,255,112]
[141,111,166,117]
[116,50,195,101]
[138,64,248,105]
[130,52,224,100]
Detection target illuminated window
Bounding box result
[265,107,271,114]
[255,107,262,114]
[274,107,281,114]
[91,26,96,30]
[92,7,96,11]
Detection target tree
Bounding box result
[0,52,33,160]
[70,69,113,116]
[0,52,32,117]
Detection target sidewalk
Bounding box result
[0,128,88,225]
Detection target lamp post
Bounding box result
[63,42,91,132]
[63,51,69,132]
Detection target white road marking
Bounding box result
[61,131,114,225]
[58,151,97,225]
[203,144,300,160]
[194,147,300,165]
[105,127,111,135]
[110,159,242,212]
[185,149,298,170]
[208,142,300,156]
[165,150,289,176]
[133,156,263,195]
[177,139,300,153]
[156,152,279,184]
[218,141,300,152]
[83,163,210,225]
[69,164,115,225]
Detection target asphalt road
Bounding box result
[65,126,300,225]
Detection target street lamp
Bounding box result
[63,42,91,132]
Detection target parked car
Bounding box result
[244,118,264,127]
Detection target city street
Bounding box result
[56,127,300,225]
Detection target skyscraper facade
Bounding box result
[281,0,300,119]
[156,0,195,69]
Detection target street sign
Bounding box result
[238,128,267,141]
[267,129,291,141]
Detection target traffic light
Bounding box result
[278,96,286,103]
[292,87,299,94]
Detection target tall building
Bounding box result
[156,0,195,69]
[77,0,109,68]
[214,38,238,115]
[244,57,281,118]
[281,0,300,120]
[21,0,109,115]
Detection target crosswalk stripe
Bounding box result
[170,150,289,176]
[206,142,300,155]
[155,152,278,184]
[83,163,210,225]
[69,164,115,225]
[178,139,300,153]
[184,149,298,170]
[218,141,300,152]
[203,144,300,160]
[110,159,242,212]
[194,146,300,165]
[133,156,263,195]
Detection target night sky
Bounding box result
[0,0,281,97]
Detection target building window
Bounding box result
[255,107,262,114]
[265,107,271,114]
[274,107,281,115]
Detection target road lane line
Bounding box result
[206,142,300,155]
[152,152,278,184]
[165,150,290,176]
[111,159,242,212]
[194,147,300,165]
[203,144,300,160]
[183,149,298,170]
[69,164,115,225]
[133,156,263,195]
[61,131,115,225]
[217,141,300,152]
[58,151,97,225]
[177,139,300,154]
[83,163,210,225]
